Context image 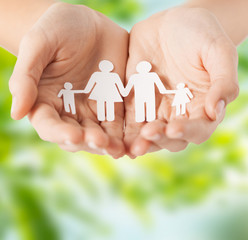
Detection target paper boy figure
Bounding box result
[123,61,167,122]
[83,60,125,122]
[58,82,84,115]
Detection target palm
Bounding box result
[125,8,235,156]
[27,3,128,157]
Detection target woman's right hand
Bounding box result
[9,2,129,158]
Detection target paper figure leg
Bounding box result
[176,105,181,116]
[181,104,186,115]
[70,103,76,115]
[135,101,145,123]
[146,100,156,122]
[64,103,70,113]
[97,101,106,121]
[106,102,115,122]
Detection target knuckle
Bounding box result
[231,83,240,100]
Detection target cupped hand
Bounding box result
[9,3,129,158]
[124,7,239,158]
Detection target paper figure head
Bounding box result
[64,82,73,90]
[99,60,114,73]
[177,83,186,89]
[136,61,152,74]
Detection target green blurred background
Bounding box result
[0,0,248,239]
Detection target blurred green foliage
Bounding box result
[0,0,248,240]
[60,0,142,22]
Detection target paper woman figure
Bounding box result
[123,61,167,122]
[167,83,193,116]
[58,82,84,115]
[83,60,125,122]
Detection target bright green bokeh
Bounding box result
[0,0,248,239]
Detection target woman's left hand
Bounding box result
[124,6,239,158]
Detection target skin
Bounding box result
[125,7,239,157]
[8,2,129,158]
[1,0,248,158]
[187,0,248,46]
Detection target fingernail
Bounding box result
[216,100,225,119]
[11,97,17,115]
[64,140,73,146]
[88,142,98,150]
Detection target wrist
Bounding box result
[183,0,248,45]
[0,0,57,55]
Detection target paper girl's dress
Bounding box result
[88,72,123,103]
[172,88,191,106]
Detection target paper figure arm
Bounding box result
[57,90,64,98]
[73,90,85,94]
[123,77,135,97]
[165,90,177,94]
[83,74,97,94]
[114,74,126,97]
[154,74,167,94]
[186,88,193,99]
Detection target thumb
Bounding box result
[9,31,52,120]
[204,39,239,121]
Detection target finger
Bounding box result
[80,118,110,152]
[56,116,109,154]
[130,135,152,157]
[140,120,166,141]
[29,103,83,145]
[203,38,239,120]
[166,108,226,145]
[58,142,106,155]
[124,117,146,157]
[9,30,54,120]
[101,114,126,159]
[124,23,159,158]
[141,120,188,152]
[30,103,110,153]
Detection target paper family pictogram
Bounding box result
[58,60,193,122]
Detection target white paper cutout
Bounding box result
[123,61,167,122]
[58,61,194,122]
[83,60,125,122]
[58,82,84,115]
[169,83,194,116]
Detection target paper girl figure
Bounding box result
[123,61,167,122]
[167,83,193,116]
[58,82,84,115]
[83,60,125,122]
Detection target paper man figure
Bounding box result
[83,60,125,122]
[58,82,84,115]
[123,61,167,122]
[167,83,193,116]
